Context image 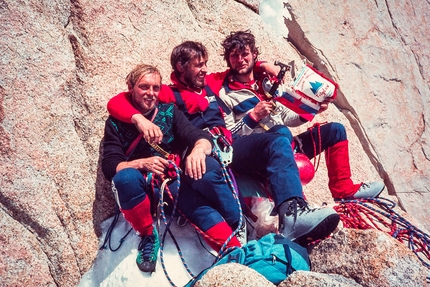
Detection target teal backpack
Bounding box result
[185,233,311,286]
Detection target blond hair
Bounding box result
[125,64,162,90]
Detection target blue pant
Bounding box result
[231,125,303,209]
[178,156,241,232]
[295,122,347,159]
[112,168,178,213]
[112,168,151,210]
[112,160,241,233]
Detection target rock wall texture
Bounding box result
[0,0,429,285]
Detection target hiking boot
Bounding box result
[279,197,340,246]
[236,220,248,246]
[136,229,159,273]
[353,182,385,199]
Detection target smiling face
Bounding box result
[228,45,256,78]
[181,55,208,89]
[129,72,161,114]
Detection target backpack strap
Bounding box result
[125,107,159,158]
[274,234,293,275]
[170,87,187,113]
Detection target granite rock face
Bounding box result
[195,262,276,287]
[309,229,428,287]
[0,0,429,285]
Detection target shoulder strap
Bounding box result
[273,234,293,275]
[204,85,231,115]
[170,87,187,113]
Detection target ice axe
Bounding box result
[259,60,294,130]
[267,60,294,97]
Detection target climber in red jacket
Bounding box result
[107,41,340,248]
[217,30,385,200]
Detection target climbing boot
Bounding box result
[136,229,159,273]
[279,197,340,246]
[353,182,385,199]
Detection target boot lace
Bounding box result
[360,183,371,190]
[282,197,312,226]
[138,234,156,262]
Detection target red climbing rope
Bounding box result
[334,197,430,277]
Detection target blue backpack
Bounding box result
[186,233,311,286]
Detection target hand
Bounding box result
[131,114,163,144]
[260,62,281,79]
[185,139,211,180]
[317,97,334,114]
[249,101,275,121]
[139,156,170,175]
[116,156,169,175]
[185,148,207,180]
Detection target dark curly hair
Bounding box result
[221,30,259,67]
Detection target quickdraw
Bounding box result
[205,127,233,166]
[334,197,430,278]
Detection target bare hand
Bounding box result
[249,101,275,121]
[185,147,207,180]
[131,114,163,144]
[317,97,334,114]
[140,156,169,175]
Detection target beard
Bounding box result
[231,64,253,77]
[231,56,255,77]
[183,70,206,89]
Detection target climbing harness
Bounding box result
[334,197,430,280]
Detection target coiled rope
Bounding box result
[99,205,133,252]
[334,197,430,279]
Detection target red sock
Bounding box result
[326,140,360,198]
[203,221,241,252]
[121,197,153,236]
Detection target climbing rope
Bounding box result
[155,162,198,287]
[211,146,244,263]
[99,206,133,252]
[334,197,430,277]
[156,150,244,286]
[307,122,325,172]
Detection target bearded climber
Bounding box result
[107,41,340,248]
[218,30,385,200]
